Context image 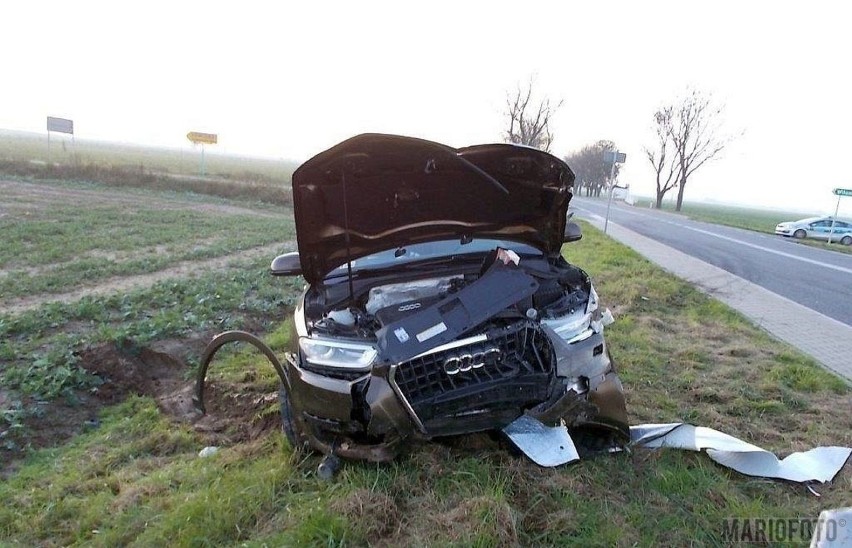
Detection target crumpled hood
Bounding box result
[291,133,575,284]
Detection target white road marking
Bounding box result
[573,204,852,276]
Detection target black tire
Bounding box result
[793,229,807,239]
[278,384,303,449]
[841,235,852,246]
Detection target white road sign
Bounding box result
[46,116,74,135]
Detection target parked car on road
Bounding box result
[775,216,852,245]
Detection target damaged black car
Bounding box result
[196,133,628,468]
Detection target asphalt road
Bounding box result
[571,197,852,327]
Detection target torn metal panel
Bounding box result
[375,262,538,364]
[502,415,579,467]
[631,423,852,484]
[504,419,850,485]
[810,507,852,548]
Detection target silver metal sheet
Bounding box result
[502,415,579,467]
[631,423,852,484]
[810,507,852,547]
[504,419,850,483]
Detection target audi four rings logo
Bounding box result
[443,347,501,375]
[398,302,422,312]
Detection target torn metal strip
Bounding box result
[630,423,852,484]
[504,418,851,484]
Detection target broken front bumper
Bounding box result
[284,326,629,461]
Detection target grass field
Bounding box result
[1,178,849,546]
[0,129,298,183]
[0,180,292,301]
[0,130,297,206]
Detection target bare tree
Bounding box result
[645,107,679,208]
[505,78,562,152]
[647,89,735,211]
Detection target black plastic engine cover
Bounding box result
[375,294,445,327]
[375,262,539,365]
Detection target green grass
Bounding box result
[0,256,302,400]
[0,129,298,206]
[0,180,299,448]
[1,218,849,546]
[0,129,298,183]
[0,181,294,299]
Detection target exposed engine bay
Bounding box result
[305,250,591,343]
[279,246,627,461]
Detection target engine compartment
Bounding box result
[303,249,592,343]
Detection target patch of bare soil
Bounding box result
[1,241,291,315]
[1,335,282,478]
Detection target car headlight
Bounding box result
[299,338,377,369]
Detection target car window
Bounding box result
[810,220,831,228]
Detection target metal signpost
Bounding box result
[828,188,852,243]
[186,132,218,176]
[603,150,627,234]
[46,116,74,164]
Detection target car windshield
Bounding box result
[328,238,542,276]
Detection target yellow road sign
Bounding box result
[187,131,217,145]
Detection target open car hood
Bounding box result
[291,133,575,284]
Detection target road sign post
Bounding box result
[829,188,852,243]
[46,116,74,164]
[603,150,627,234]
[187,132,218,176]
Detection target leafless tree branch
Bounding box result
[504,78,561,153]
[646,89,737,211]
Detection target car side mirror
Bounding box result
[563,221,583,243]
[271,251,303,276]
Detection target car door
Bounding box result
[808,220,832,241]
[829,221,851,242]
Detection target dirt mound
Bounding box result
[80,339,281,442]
[81,341,199,418]
[2,336,282,478]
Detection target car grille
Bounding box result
[392,322,555,433]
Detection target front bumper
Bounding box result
[284,328,629,461]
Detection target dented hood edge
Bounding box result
[291,134,575,284]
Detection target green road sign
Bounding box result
[833,188,852,197]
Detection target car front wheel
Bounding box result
[793,229,807,239]
[279,384,307,450]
